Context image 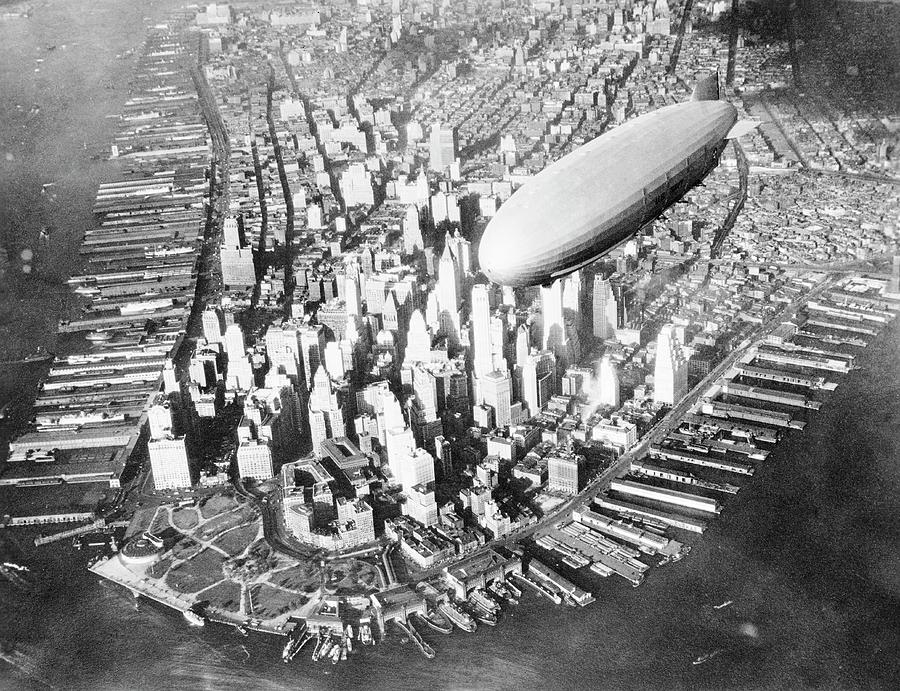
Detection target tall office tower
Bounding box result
[162,358,179,395]
[502,285,516,308]
[515,324,529,366]
[345,275,361,317]
[563,271,582,330]
[224,323,246,362]
[480,369,513,429]
[148,399,174,440]
[299,324,325,383]
[224,323,254,391]
[471,284,493,378]
[404,483,438,527]
[447,231,472,278]
[412,365,439,423]
[323,341,345,380]
[395,447,436,494]
[236,439,274,482]
[541,279,567,364]
[429,122,457,173]
[592,274,618,339]
[434,435,453,476]
[202,308,224,344]
[385,425,416,477]
[308,367,346,456]
[403,203,423,253]
[149,436,191,490]
[404,309,431,364]
[521,350,557,418]
[437,243,460,345]
[547,450,582,495]
[654,324,688,405]
[597,355,620,408]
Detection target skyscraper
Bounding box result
[404,309,432,364]
[541,279,566,365]
[236,439,274,481]
[149,436,191,490]
[547,449,583,494]
[471,283,493,378]
[429,122,458,173]
[597,355,620,408]
[654,324,688,405]
[437,242,460,345]
[480,369,513,429]
[308,367,346,455]
[592,274,618,339]
[202,307,224,344]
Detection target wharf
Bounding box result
[754,349,852,374]
[648,444,756,475]
[722,382,822,410]
[805,318,878,337]
[631,460,741,494]
[797,330,867,348]
[527,558,595,605]
[665,431,769,460]
[700,400,806,429]
[594,496,708,534]
[610,479,722,514]
[732,361,832,391]
[571,508,684,558]
[806,300,892,324]
[680,413,781,443]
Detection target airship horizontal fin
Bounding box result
[691,73,720,101]
[726,119,761,139]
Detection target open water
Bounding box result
[1,1,899,689]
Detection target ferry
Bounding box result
[487,580,518,605]
[465,600,498,627]
[470,588,501,615]
[413,609,453,634]
[438,601,477,633]
[182,609,205,627]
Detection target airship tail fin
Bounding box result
[691,73,720,102]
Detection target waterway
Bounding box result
[2,1,900,689]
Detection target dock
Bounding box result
[700,400,806,429]
[594,496,708,534]
[722,382,822,410]
[648,444,756,475]
[631,460,741,494]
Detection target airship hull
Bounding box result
[478,100,738,286]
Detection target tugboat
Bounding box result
[488,580,518,605]
[182,608,205,627]
[438,601,477,633]
[359,621,375,646]
[692,649,723,666]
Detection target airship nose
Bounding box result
[478,222,515,284]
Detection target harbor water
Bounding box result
[2,1,899,689]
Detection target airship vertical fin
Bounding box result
[691,73,720,102]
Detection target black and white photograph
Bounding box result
[0,1,898,689]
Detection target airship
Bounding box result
[478,75,755,287]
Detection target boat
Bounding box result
[339,644,347,661]
[465,601,497,627]
[235,625,249,637]
[359,622,374,646]
[310,633,325,661]
[487,580,518,605]
[471,588,501,615]
[692,649,723,666]
[505,577,522,599]
[713,600,733,610]
[413,609,453,635]
[330,644,341,664]
[438,601,477,633]
[344,625,354,652]
[182,609,205,627]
